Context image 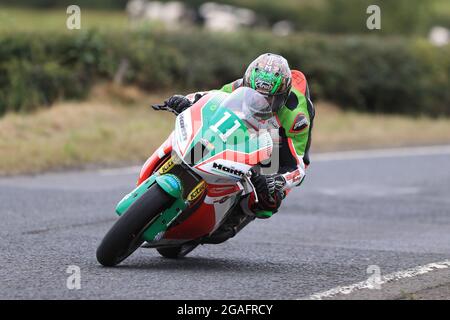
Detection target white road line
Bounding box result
[99,166,141,176]
[308,260,450,300]
[313,145,450,162]
[97,145,450,176]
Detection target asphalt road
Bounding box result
[1,147,449,299]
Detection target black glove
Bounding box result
[251,172,286,213]
[165,95,192,115]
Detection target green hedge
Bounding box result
[0,30,449,116]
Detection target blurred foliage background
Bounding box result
[0,0,449,116]
[4,0,450,33]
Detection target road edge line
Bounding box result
[306,260,450,300]
[97,145,450,176]
[313,145,450,161]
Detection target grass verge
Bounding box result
[314,103,450,152]
[1,86,450,175]
[0,85,173,175]
[0,7,128,33]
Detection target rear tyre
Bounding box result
[96,184,174,267]
[157,243,198,259]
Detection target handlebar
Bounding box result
[151,103,168,111]
[151,103,179,115]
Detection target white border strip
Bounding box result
[97,145,450,176]
[308,260,450,300]
[99,166,141,176]
[313,145,450,162]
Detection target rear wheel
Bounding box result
[157,243,198,259]
[96,184,174,267]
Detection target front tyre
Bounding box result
[97,184,174,267]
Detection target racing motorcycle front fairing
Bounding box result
[116,88,274,246]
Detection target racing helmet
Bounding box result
[243,53,292,112]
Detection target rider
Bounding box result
[162,53,314,239]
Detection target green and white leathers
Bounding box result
[216,56,314,190]
[221,82,312,157]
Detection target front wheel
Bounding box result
[96,184,175,267]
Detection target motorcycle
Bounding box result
[96,87,276,266]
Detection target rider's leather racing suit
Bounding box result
[180,71,315,243]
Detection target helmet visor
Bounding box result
[220,87,273,122]
[242,91,273,121]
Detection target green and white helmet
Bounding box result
[243,53,292,112]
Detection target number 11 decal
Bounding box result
[209,112,241,142]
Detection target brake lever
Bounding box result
[244,171,259,204]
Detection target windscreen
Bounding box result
[219,87,272,127]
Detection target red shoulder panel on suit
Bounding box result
[291,70,307,95]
